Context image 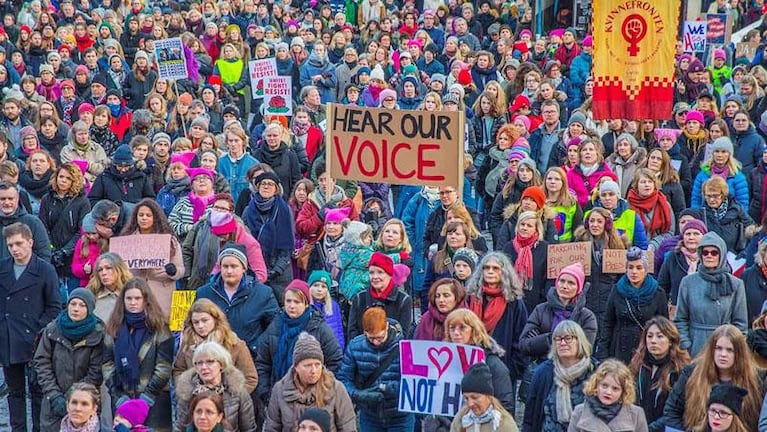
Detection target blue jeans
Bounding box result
[359,412,415,432]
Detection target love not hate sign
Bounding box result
[326,104,465,190]
[399,340,485,416]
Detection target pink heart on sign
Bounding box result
[427,347,453,379]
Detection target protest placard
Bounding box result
[399,340,485,416]
[326,104,465,190]
[683,21,707,53]
[262,76,292,115]
[248,58,278,99]
[547,242,591,279]
[736,41,760,62]
[706,13,732,45]
[603,249,655,273]
[153,38,188,80]
[169,290,196,331]
[109,234,172,269]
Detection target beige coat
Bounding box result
[59,141,109,183]
[172,337,258,393]
[128,233,185,318]
[263,367,356,432]
[567,402,648,432]
[449,405,519,432]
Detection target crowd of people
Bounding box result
[0,0,767,431]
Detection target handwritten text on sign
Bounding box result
[546,242,592,279]
[109,234,172,269]
[602,249,655,273]
[398,340,485,416]
[169,290,196,331]
[327,104,464,189]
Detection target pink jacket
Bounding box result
[71,236,102,287]
[566,163,618,207]
[211,223,268,283]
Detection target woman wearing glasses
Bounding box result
[696,177,754,256]
[675,232,747,357]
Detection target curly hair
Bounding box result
[50,162,85,197]
[583,359,636,405]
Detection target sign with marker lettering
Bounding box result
[326,104,465,190]
[546,242,592,279]
[169,290,196,331]
[399,340,485,416]
[603,249,655,273]
[110,234,172,269]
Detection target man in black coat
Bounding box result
[87,143,156,207]
[0,181,51,261]
[0,222,60,432]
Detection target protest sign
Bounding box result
[109,234,172,269]
[399,340,485,416]
[706,13,732,45]
[603,249,655,273]
[326,104,464,190]
[736,41,760,62]
[547,242,592,279]
[169,290,196,331]
[683,21,707,52]
[248,58,278,99]
[153,38,188,80]
[262,76,292,115]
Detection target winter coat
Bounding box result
[60,141,109,183]
[70,236,101,287]
[596,277,668,363]
[567,163,618,208]
[675,271,747,357]
[196,274,279,358]
[568,402,648,432]
[741,264,767,324]
[87,166,156,206]
[450,405,518,432]
[466,294,528,381]
[123,70,158,110]
[749,160,767,223]
[33,319,105,432]
[502,239,553,313]
[470,65,500,92]
[497,207,559,250]
[700,196,753,254]
[402,190,439,296]
[299,55,337,104]
[519,287,598,361]
[732,124,765,173]
[657,249,693,306]
[264,368,356,432]
[128,233,184,318]
[255,309,343,400]
[38,191,90,276]
[470,115,507,166]
[252,144,302,199]
[174,367,257,432]
[156,179,190,216]
[606,148,648,197]
[337,242,374,300]
[569,52,592,102]
[635,361,682,432]
[424,204,480,253]
[348,286,413,340]
[0,253,59,365]
[522,358,597,432]
[691,166,750,210]
[172,336,257,393]
[295,189,359,242]
[311,300,345,351]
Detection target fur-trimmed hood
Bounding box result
[175,365,248,401]
[502,202,556,221]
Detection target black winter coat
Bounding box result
[348,287,413,340]
[502,239,553,313]
[657,249,691,306]
[701,197,754,254]
[38,192,90,276]
[252,144,302,200]
[423,205,480,252]
[119,31,142,63]
[255,309,343,400]
[87,166,156,207]
[749,161,767,223]
[497,214,558,250]
[741,264,767,324]
[635,360,682,432]
[124,70,158,110]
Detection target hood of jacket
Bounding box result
[176,365,248,401]
[698,230,728,260]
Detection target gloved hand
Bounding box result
[139,393,155,407]
[267,270,277,281]
[355,389,384,408]
[51,250,66,268]
[164,263,177,277]
[225,84,236,95]
[51,394,67,417]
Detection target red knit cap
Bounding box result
[457,68,472,86]
[521,186,546,209]
[286,279,311,305]
[369,251,394,276]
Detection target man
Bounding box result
[529,100,564,171]
[0,182,50,260]
[421,10,444,51]
[0,222,60,432]
[417,43,446,77]
[454,18,480,52]
[90,199,132,240]
[87,143,155,206]
[601,118,626,155]
[460,3,483,40]
[300,85,327,127]
[296,162,359,241]
[87,74,108,106]
[569,35,593,110]
[554,27,582,76]
[0,98,31,150]
[197,243,279,359]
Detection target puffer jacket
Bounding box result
[33,319,105,432]
[566,163,618,208]
[87,165,156,206]
[264,367,356,432]
[348,286,413,340]
[174,367,257,432]
[732,124,764,173]
[691,165,750,210]
[255,309,343,401]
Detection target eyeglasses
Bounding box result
[364,332,387,343]
[708,408,732,419]
[194,359,218,368]
[704,193,722,200]
[259,181,277,188]
[212,205,231,212]
[701,249,720,257]
[554,335,577,344]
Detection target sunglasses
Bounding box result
[701,249,720,257]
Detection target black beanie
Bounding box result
[298,408,331,432]
[708,383,748,417]
[461,363,493,395]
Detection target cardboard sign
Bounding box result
[547,242,592,279]
[602,249,655,273]
[262,76,292,115]
[153,38,188,80]
[169,290,196,331]
[399,340,485,416]
[326,104,464,189]
[110,234,172,269]
[248,58,278,99]
[706,13,732,45]
[683,21,707,53]
[736,41,760,61]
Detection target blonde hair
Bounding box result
[583,359,636,405]
[374,218,412,253]
[444,309,495,349]
[86,253,132,297]
[442,204,481,239]
[180,299,240,353]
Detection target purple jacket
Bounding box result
[312,300,345,351]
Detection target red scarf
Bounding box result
[513,233,536,287]
[469,285,506,334]
[627,189,672,235]
[370,279,394,300]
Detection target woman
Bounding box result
[502,210,551,313]
[478,124,518,206]
[59,383,101,432]
[657,220,708,312]
[465,252,528,412]
[252,124,301,199]
[444,309,515,414]
[663,325,764,432]
[174,341,256,432]
[255,280,342,405]
[450,363,519,432]
[626,169,674,252]
[490,157,542,241]
[691,136,749,210]
[729,108,763,174]
[87,252,133,323]
[606,133,647,197]
[523,320,597,432]
[103,278,173,429]
[169,167,217,241]
[568,359,649,431]
[212,43,247,113]
[243,171,294,300]
[34,288,105,432]
[184,393,227,432]
[402,186,440,298]
[156,152,192,215]
[470,90,507,172]
[566,139,617,208]
[19,149,54,214]
[598,247,668,363]
[640,149,686,216]
[39,162,90,293]
[747,303,767,367]
[120,198,184,317]
[675,232,748,357]
[264,332,356,432]
[415,278,467,342]
[374,218,412,267]
[706,384,749,432]
[497,185,558,249]
[544,167,583,243]
[628,316,690,432]
[422,221,475,306]
[173,299,257,392]
[520,263,597,362]
[698,176,754,255]
[60,120,108,184]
